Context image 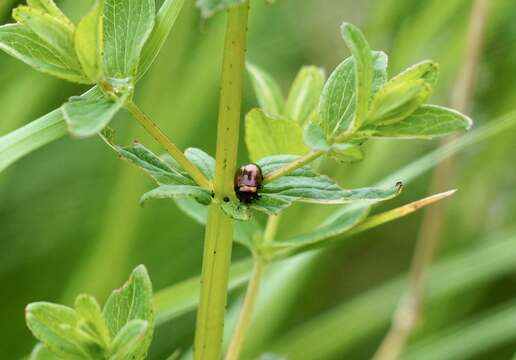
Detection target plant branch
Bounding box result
[263,149,324,184]
[193,4,250,360]
[225,213,280,360]
[125,101,212,190]
[373,2,489,360]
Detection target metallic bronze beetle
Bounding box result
[234,163,263,203]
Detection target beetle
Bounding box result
[234,163,264,203]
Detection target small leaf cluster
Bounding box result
[0,0,166,137]
[26,265,154,360]
[247,23,472,165]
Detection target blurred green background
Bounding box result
[1,0,516,359]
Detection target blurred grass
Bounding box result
[1,0,516,359]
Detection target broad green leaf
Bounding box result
[62,90,129,138]
[284,66,325,124]
[366,60,439,125]
[0,108,67,172]
[245,109,308,162]
[141,184,212,205]
[26,0,73,27]
[319,51,387,138]
[138,0,185,79]
[261,205,370,260]
[29,344,56,360]
[304,122,330,151]
[26,302,103,359]
[0,24,88,83]
[185,147,215,179]
[108,143,215,206]
[340,22,373,132]
[12,6,79,68]
[103,0,156,78]
[103,265,154,360]
[247,63,285,117]
[109,320,148,360]
[75,0,103,82]
[197,0,245,18]
[114,143,195,186]
[221,200,251,221]
[402,301,516,360]
[362,104,473,139]
[74,294,111,348]
[329,142,364,163]
[251,155,402,215]
[366,80,431,125]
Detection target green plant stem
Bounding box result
[125,101,212,189]
[225,258,265,360]
[225,214,280,360]
[263,149,324,184]
[193,4,250,360]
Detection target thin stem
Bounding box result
[125,101,212,190]
[225,258,265,360]
[225,214,280,360]
[263,149,324,184]
[373,2,489,360]
[193,4,250,360]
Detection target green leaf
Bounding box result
[0,24,88,83]
[329,142,364,163]
[12,5,80,67]
[185,147,215,180]
[62,90,129,138]
[362,104,473,139]
[138,0,185,79]
[261,205,370,260]
[221,201,252,221]
[103,265,154,360]
[367,61,439,125]
[75,0,104,82]
[319,51,387,138]
[109,320,149,360]
[26,0,73,27]
[197,0,246,18]
[74,294,111,349]
[304,122,330,151]
[251,156,402,215]
[103,0,156,78]
[26,302,103,359]
[340,22,373,132]
[0,108,67,173]
[284,66,325,124]
[141,184,213,205]
[247,63,285,117]
[245,109,308,162]
[29,344,57,360]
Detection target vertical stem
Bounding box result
[373,1,489,360]
[194,4,250,360]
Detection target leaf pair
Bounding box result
[318,23,471,143]
[27,266,154,360]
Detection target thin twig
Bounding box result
[125,101,212,190]
[373,1,489,360]
[263,149,324,184]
